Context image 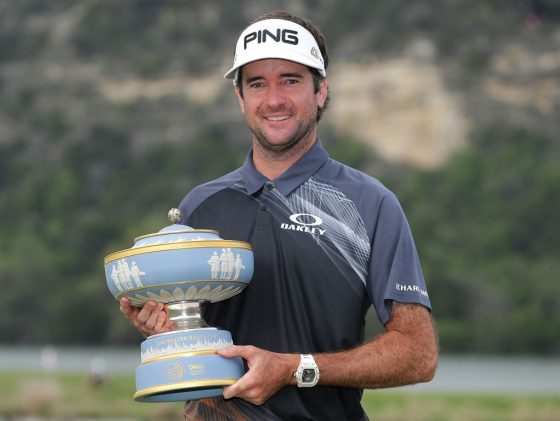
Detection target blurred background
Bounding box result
[0,0,559,419]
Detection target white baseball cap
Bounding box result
[224,19,326,80]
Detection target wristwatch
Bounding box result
[294,354,319,387]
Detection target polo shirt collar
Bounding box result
[240,139,329,196]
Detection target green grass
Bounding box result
[1,371,558,420]
[362,390,560,421]
[0,371,184,420]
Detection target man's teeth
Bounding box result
[266,116,289,121]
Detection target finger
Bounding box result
[120,297,138,319]
[143,303,165,330]
[164,318,176,331]
[224,372,266,405]
[154,310,169,332]
[222,384,235,399]
[222,374,247,399]
[217,345,250,359]
[136,301,159,324]
[218,347,250,399]
[119,297,131,312]
[131,303,156,332]
[216,346,235,358]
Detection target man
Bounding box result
[121,10,438,420]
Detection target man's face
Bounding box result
[235,59,327,155]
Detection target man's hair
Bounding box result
[234,10,330,122]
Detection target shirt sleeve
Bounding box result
[366,192,431,326]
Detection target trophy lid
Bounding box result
[132,208,221,247]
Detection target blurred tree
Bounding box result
[1,0,559,354]
[401,126,560,353]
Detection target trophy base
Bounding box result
[134,328,244,403]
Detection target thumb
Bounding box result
[217,344,249,359]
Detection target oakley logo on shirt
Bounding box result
[281,213,326,235]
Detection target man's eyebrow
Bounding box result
[244,72,304,84]
[281,72,303,79]
[245,75,265,84]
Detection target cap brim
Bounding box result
[224,53,326,79]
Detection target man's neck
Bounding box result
[252,138,317,180]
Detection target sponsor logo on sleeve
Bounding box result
[396,283,429,298]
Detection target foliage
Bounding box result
[0,0,559,355]
[71,0,248,76]
[399,126,560,354]
[0,125,245,345]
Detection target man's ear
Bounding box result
[235,86,245,114]
[316,78,328,109]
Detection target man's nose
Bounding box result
[264,84,286,108]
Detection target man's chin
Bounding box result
[253,123,316,157]
[256,136,301,154]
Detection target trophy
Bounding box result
[104,208,254,402]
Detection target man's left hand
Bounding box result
[217,345,299,405]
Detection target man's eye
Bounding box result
[285,79,299,85]
[249,82,264,89]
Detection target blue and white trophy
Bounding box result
[104,208,254,402]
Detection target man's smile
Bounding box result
[265,115,291,121]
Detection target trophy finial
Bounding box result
[168,208,182,224]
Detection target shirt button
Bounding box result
[265,182,275,190]
[260,203,267,211]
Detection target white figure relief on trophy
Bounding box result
[226,248,235,278]
[111,259,146,291]
[234,254,245,279]
[219,248,228,279]
[208,252,220,279]
[208,249,245,280]
[130,262,145,287]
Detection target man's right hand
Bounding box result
[119,297,174,337]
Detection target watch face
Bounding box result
[302,368,316,383]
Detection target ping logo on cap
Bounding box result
[224,18,326,80]
[243,28,299,50]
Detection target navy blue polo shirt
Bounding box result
[179,139,430,421]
